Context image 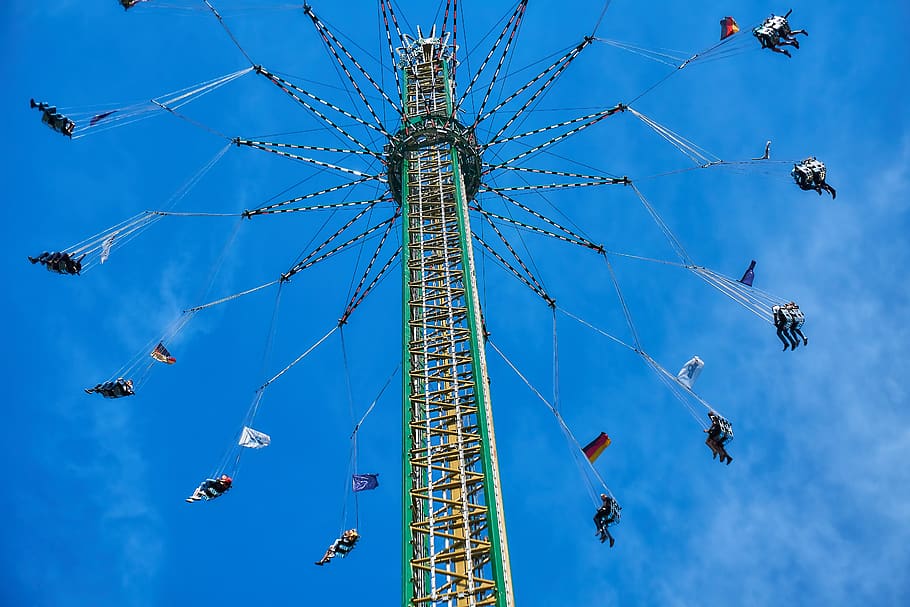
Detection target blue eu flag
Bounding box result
[352,473,380,492]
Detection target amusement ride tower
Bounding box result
[390,28,514,607]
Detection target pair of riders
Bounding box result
[792,157,836,198]
[704,411,733,464]
[315,529,360,565]
[753,10,807,58]
[773,302,808,351]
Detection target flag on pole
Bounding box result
[582,432,611,463]
[352,473,380,492]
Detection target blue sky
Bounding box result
[2,1,909,605]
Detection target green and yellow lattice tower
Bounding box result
[385,27,514,607]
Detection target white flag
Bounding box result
[676,356,704,389]
[239,426,271,449]
[100,233,117,264]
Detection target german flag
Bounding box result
[582,432,611,463]
[720,16,740,40]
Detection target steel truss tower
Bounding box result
[389,28,514,607]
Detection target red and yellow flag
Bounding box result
[582,432,611,463]
[720,16,740,40]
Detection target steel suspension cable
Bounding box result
[203,0,255,66]
[488,338,613,501]
[256,325,339,392]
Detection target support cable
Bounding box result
[487,338,614,501]
[339,327,359,527]
[246,197,391,218]
[629,183,694,265]
[493,112,627,168]
[482,180,625,193]
[487,164,621,182]
[257,325,339,392]
[71,68,252,139]
[628,107,721,167]
[601,251,641,351]
[184,279,282,313]
[204,0,256,66]
[591,0,613,36]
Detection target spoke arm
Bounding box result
[472,232,552,304]
[343,212,398,310]
[486,164,619,181]
[283,210,400,281]
[482,180,626,192]
[244,197,392,218]
[456,0,528,113]
[281,203,377,280]
[483,186,595,246]
[235,138,382,179]
[341,245,402,323]
[254,66,385,156]
[484,104,625,149]
[380,0,404,106]
[494,105,626,167]
[477,38,593,135]
[304,5,402,125]
[246,176,379,215]
[471,204,601,252]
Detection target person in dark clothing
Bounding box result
[31,98,75,137]
[753,10,807,58]
[84,378,135,398]
[28,251,86,275]
[593,494,620,547]
[792,157,836,198]
[773,305,798,351]
[704,411,733,465]
[786,302,808,347]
